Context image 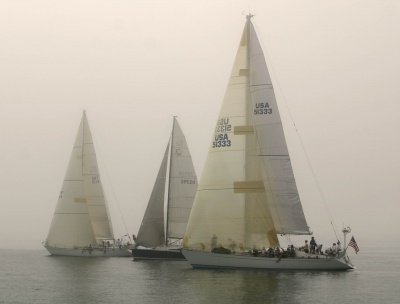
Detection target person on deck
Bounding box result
[310,237,317,254]
[330,243,337,255]
[303,240,309,253]
[289,244,295,257]
[316,244,323,255]
[337,241,342,252]
[211,234,218,250]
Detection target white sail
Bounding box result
[248,22,310,235]
[136,143,169,247]
[184,18,310,252]
[166,118,197,240]
[184,23,278,252]
[46,112,114,249]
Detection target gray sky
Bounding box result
[1,0,399,250]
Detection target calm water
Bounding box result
[0,247,398,304]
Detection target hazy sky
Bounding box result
[1,0,399,250]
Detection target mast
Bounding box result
[165,116,176,246]
[82,110,86,178]
[244,15,251,248]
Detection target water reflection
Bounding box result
[45,256,108,303]
[135,261,284,304]
[4,249,397,304]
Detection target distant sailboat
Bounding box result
[182,16,354,270]
[132,117,197,260]
[44,111,131,257]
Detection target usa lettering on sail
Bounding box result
[254,102,272,115]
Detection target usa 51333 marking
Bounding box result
[254,102,272,115]
[213,117,232,148]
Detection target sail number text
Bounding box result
[92,175,100,184]
[213,117,232,148]
[213,133,231,148]
[254,102,272,115]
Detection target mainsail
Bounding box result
[46,111,114,249]
[136,117,197,247]
[184,17,310,252]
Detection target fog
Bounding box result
[1,0,399,250]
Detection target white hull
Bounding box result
[182,250,354,271]
[45,246,131,257]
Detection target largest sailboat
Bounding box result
[182,16,354,270]
[44,111,131,257]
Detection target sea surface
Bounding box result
[0,247,398,304]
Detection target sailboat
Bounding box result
[44,111,131,257]
[182,16,355,270]
[132,117,197,260]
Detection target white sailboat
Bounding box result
[44,111,131,257]
[132,117,197,260]
[182,16,354,270]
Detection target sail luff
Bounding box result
[165,118,175,245]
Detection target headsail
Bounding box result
[82,114,114,240]
[136,142,169,247]
[166,117,197,241]
[184,17,310,252]
[248,21,310,235]
[46,112,114,249]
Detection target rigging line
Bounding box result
[252,21,339,241]
[165,117,175,246]
[81,112,85,180]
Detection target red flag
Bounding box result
[348,236,359,254]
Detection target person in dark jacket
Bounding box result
[310,237,317,254]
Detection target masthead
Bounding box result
[246,13,254,20]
